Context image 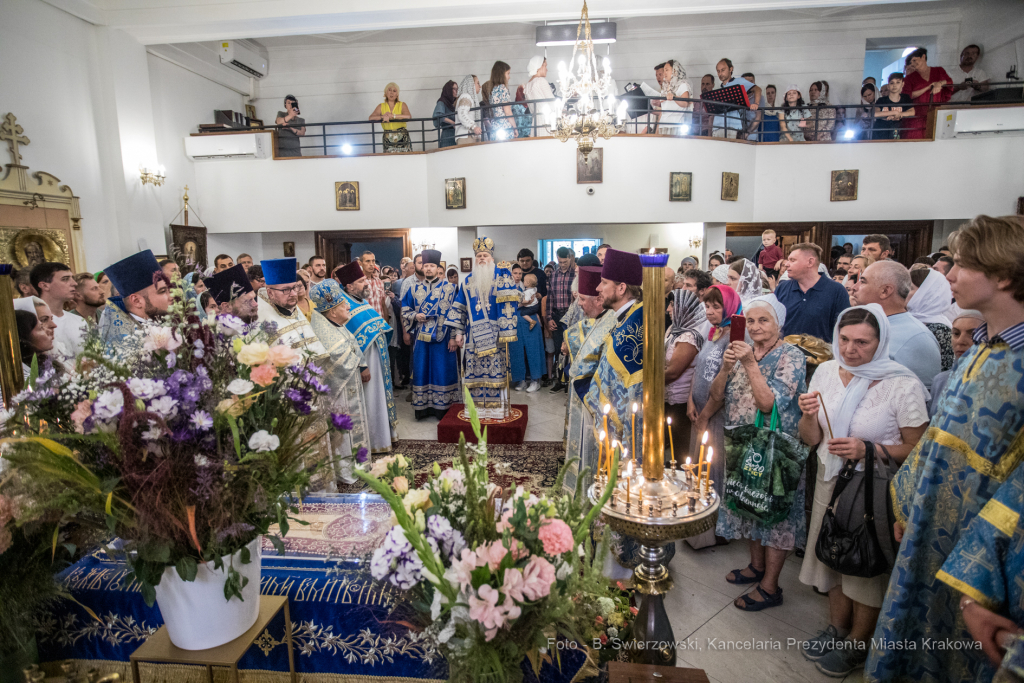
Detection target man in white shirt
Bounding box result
[309,256,327,284]
[948,44,990,103]
[32,261,88,359]
[853,260,941,389]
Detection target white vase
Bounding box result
[153,537,262,650]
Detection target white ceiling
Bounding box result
[42,0,938,45]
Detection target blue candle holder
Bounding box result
[638,252,670,268]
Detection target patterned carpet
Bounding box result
[335,440,566,494]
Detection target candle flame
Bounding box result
[637,475,645,486]
[599,430,606,441]
[685,456,691,465]
[702,431,709,445]
[625,460,634,475]
[666,416,672,425]
[621,448,628,459]
[707,447,713,462]
[632,402,638,413]
[603,404,611,415]
[649,248,655,254]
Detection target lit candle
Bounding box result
[602,404,612,478]
[631,402,638,464]
[702,447,714,495]
[597,429,607,481]
[666,416,675,468]
[697,430,708,478]
[637,474,646,508]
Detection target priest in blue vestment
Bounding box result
[444,237,520,419]
[400,249,460,420]
[97,249,171,358]
[335,261,398,455]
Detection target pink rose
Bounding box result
[501,567,526,602]
[249,363,279,387]
[71,399,93,434]
[521,555,556,600]
[266,344,301,368]
[392,476,409,495]
[537,518,574,556]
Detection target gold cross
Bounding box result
[502,302,515,319]
[959,547,996,574]
[0,113,29,166]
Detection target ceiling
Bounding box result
[42,0,938,45]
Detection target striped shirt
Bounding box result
[972,321,1024,351]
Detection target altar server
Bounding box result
[97,249,171,357]
[444,237,520,419]
[401,249,460,420]
[335,260,398,455]
[309,278,373,484]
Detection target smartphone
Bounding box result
[730,314,747,343]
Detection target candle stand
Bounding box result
[588,251,718,666]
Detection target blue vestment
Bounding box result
[401,277,460,418]
[339,291,397,435]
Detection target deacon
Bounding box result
[401,249,460,420]
[257,258,328,357]
[445,237,520,418]
[256,257,333,491]
[97,249,172,356]
[309,278,373,484]
[204,264,259,324]
[561,265,614,496]
[335,260,398,455]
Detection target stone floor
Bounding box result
[392,382,861,682]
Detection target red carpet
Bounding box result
[437,404,529,444]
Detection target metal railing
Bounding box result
[220,82,1023,157]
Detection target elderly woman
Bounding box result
[665,289,706,459]
[906,268,953,370]
[797,305,928,676]
[928,309,985,416]
[701,294,807,609]
[686,284,741,549]
[369,82,413,153]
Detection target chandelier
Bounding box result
[545,0,627,160]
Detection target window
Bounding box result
[538,238,600,265]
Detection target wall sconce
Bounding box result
[689,237,703,249]
[414,241,435,253]
[140,164,166,186]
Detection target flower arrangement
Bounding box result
[0,284,350,605]
[357,392,620,683]
[578,588,637,664]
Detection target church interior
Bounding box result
[2,0,1024,681]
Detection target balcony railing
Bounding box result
[208,83,1023,157]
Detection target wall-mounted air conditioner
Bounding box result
[219,40,269,79]
[937,107,1024,138]
[185,134,268,159]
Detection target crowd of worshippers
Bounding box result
[10,214,1024,682]
[273,45,991,154]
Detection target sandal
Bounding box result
[735,585,783,611]
[726,563,765,584]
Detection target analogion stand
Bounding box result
[129,595,295,683]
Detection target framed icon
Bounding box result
[830,169,859,202]
[445,178,466,209]
[460,257,472,273]
[670,172,692,201]
[335,181,360,211]
[283,241,295,257]
[577,148,603,184]
[721,172,739,201]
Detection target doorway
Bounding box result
[314,229,411,274]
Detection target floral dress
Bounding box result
[489,84,514,136]
[715,342,808,550]
[925,322,953,371]
[781,108,811,142]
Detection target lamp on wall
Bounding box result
[140,164,166,186]
[688,237,703,249]
[414,240,435,254]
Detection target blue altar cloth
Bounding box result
[36,494,588,683]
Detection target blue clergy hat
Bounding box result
[261,258,297,286]
[104,249,161,298]
[309,278,345,313]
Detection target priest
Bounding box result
[561,265,615,496]
[256,258,328,358]
[400,249,460,420]
[335,261,398,455]
[204,263,259,324]
[445,237,520,419]
[97,249,172,357]
[309,278,373,484]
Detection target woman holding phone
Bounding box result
[700,294,808,611]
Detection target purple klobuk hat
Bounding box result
[600,249,643,286]
[578,266,603,297]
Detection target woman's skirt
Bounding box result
[509,317,545,382]
[383,128,412,153]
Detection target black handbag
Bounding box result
[814,441,898,578]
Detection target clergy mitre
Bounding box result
[472,237,495,254]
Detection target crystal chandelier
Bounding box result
[545,0,627,160]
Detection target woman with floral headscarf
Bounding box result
[658,59,693,136]
[455,74,482,144]
[804,80,838,141]
[666,289,707,458]
[432,80,458,148]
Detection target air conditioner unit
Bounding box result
[937,107,1024,138]
[185,134,268,159]
[219,40,269,79]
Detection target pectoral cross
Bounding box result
[0,113,29,166]
[501,302,515,319]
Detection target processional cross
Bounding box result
[0,113,30,166]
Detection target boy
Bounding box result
[520,273,541,329]
[757,229,785,279]
[872,72,915,140]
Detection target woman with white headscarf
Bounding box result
[665,289,706,453]
[728,258,762,305]
[523,56,552,131]
[711,263,730,285]
[907,268,953,370]
[455,74,482,145]
[658,59,693,136]
[928,308,985,417]
[701,293,808,612]
[796,304,928,675]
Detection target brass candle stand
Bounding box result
[588,250,718,666]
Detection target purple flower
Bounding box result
[356,447,369,464]
[216,522,255,544]
[311,378,330,394]
[331,413,353,431]
[307,363,324,376]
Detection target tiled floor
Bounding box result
[392,383,859,682]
